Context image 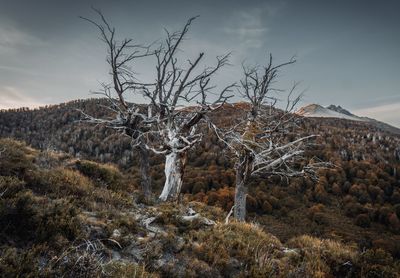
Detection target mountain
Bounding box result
[297,104,364,121]
[297,103,400,135]
[326,104,355,116]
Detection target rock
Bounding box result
[282,247,299,255]
[112,250,121,260]
[181,214,216,226]
[125,243,144,261]
[112,229,121,239]
[142,216,166,234]
[187,207,196,216]
[174,237,185,252]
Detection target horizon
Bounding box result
[0,0,399,127]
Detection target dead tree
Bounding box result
[140,17,235,201]
[212,55,326,221]
[80,9,155,199]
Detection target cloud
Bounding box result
[0,24,44,54]
[223,9,268,49]
[0,86,43,109]
[353,102,400,128]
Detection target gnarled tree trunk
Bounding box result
[159,150,187,201]
[138,144,152,200]
[234,164,247,221]
[234,153,252,221]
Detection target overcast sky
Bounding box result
[0,0,399,127]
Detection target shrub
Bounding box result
[37,200,83,245]
[103,261,156,278]
[191,222,282,276]
[355,214,371,228]
[388,213,400,232]
[0,176,25,198]
[262,200,273,214]
[75,160,128,191]
[359,249,399,278]
[0,138,36,177]
[205,187,234,210]
[0,246,51,277]
[394,204,400,218]
[0,190,83,246]
[246,194,258,213]
[29,168,94,198]
[288,235,358,277]
[0,191,41,242]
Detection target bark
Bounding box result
[234,153,252,221]
[159,150,187,202]
[138,144,152,200]
[234,166,248,221]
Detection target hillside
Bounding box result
[1,138,399,277]
[1,99,400,276]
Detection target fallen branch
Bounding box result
[225,205,235,224]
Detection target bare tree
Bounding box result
[139,17,235,201]
[80,9,155,200]
[212,55,326,221]
[82,12,234,202]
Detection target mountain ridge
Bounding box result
[297,103,400,135]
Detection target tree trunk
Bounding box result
[159,151,187,201]
[234,167,248,221]
[138,144,152,200]
[234,153,251,221]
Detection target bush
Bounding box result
[288,235,358,277]
[0,190,83,246]
[0,191,41,242]
[359,249,399,278]
[75,160,128,191]
[103,261,156,277]
[262,200,273,214]
[0,246,51,277]
[0,176,25,198]
[0,138,36,177]
[355,214,371,228]
[395,204,400,218]
[28,168,94,198]
[192,222,282,276]
[37,200,83,245]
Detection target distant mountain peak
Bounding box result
[297,103,400,135]
[326,105,354,116]
[296,104,363,121]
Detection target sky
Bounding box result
[0,0,399,127]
